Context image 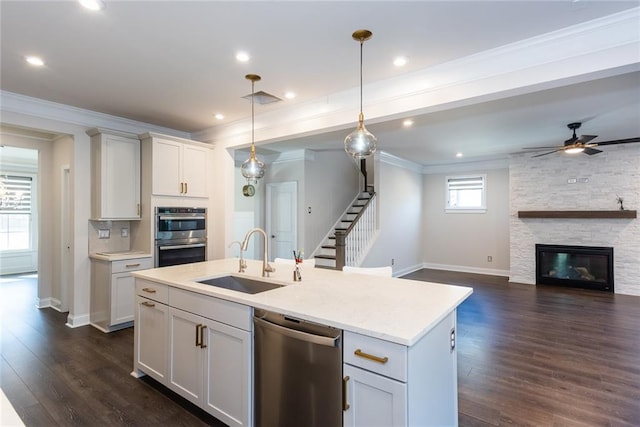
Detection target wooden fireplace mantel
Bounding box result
[518,210,637,219]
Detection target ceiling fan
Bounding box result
[523,122,640,158]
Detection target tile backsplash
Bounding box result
[89,220,131,253]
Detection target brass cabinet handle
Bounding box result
[126,263,141,268]
[195,324,201,347]
[200,324,207,348]
[354,349,389,364]
[184,182,188,194]
[342,376,350,411]
[141,301,155,307]
[142,287,156,293]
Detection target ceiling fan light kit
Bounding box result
[523,122,640,158]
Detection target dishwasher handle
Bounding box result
[254,315,340,347]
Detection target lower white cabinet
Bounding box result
[133,280,252,427]
[90,256,153,332]
[343,310,458,427]
[135,294,169,383]
[343,363,407,427]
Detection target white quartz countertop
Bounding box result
[132,258,473,346]
[89,251,152,261]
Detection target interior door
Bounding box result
[266,181,297,261]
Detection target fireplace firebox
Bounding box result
[535,244,613,292]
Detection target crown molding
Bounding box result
[1,91,190,138]
[378,151,423,174]
[422,158,509,175]
[197,7,640,148]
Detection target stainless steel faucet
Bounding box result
[228,240,246,273]
[241,228,275,277]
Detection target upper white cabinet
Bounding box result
[140,133,210,198]
[88,128,141,220]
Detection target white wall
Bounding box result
[304,150,359,255]
[510,144,640,296]
[362,154,424,276]
[422,168,510,275]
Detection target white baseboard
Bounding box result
[36,297,52,309]
[421,262,510,277]
[66,313,90,328]
[392,263,425,278]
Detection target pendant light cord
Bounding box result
[251,80,255,149]
[359,39,364,116]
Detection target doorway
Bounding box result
[266,181,297,261]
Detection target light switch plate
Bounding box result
[121,228,129,237]
[98,229,110,239]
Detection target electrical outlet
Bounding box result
[487,255,493,262]
[391,258,395,266]
[98,229,110,239]
[121,228,129,238]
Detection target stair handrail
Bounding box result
[335,191,376,270]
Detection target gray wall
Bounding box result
[422,168,510,275]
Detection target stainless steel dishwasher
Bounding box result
[254,308,343,427]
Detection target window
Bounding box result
[0,175,33,251]
[446,174,486,213]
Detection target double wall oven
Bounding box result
[155,207,207,267]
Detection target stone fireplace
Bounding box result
[509,144,640,296]
[536,244,613,292]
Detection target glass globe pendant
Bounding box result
[240,74,266,185]
[345,29,376,159]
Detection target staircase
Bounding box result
[314,191,376,269]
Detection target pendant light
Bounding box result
[344,29,377,159]
[241,74,266,196]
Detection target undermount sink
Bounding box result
[197,275,283,294]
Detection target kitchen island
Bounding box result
[132,258,472,427]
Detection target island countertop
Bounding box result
[132,258,473,346]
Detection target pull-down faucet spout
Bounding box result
[241,228,275,277]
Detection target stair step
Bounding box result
[335,227,347,231]
[314,254,336,260]
[329,236,335,240]
[322,245,336,250]
[341,219,354,223]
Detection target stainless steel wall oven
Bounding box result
[155,207,207,267]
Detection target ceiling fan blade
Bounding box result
[577,134,598,144]
[583,147,602,155]
[564,136,578,145]
[593,137,640,146]
[532,149,560,158]
[522,146,562,150]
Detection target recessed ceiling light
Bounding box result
[393,56,408,67]
[214,113,224,120]
[402,119,414,127]
[25,56,45,66]
[236,51,250,62]
[284,91,296,100]
[79,0,105,11]
[456,152,463,158]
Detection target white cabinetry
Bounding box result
[141,134,210,198]
[133,281,252,427]
[134,280,169,384]
[90,256,153,332]
[343,311,457,427]
[88,128,141,220]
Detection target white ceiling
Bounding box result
[1,1,639,167]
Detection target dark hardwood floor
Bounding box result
[2,270,639,426]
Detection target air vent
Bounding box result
[242,90,282,105]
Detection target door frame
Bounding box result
[265,181,298,262]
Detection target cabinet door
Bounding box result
[168,307,205,405]
[202,318,251,427]
[182,144,209,198]
[135,296,168,383]
[110,272,135,325]
[152,139,182,196]
[343,364,407,427]
[93,133,140,219]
